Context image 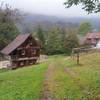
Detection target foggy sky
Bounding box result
[1,0,100,17]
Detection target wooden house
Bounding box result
[1,34,40,69]
[84,33,100,46]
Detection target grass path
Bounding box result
[40,55,100,100]
[40,62,57,100]
[64,67,93,100]
[40,57,85,100]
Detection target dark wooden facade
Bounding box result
[85,33,100,46]
[1,34,40,69]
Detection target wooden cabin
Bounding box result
[85,33,100,46]
[1,34,40,69]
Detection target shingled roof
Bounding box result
[1,34,31,55]
[86,33,100,39]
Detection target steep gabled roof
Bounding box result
[1,34,31,55]
[86,33,100,39]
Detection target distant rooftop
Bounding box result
[86,33,100,39]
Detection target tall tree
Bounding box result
[0,4,19,50]
[36,26,45,53]
[64,29,79,54]
[45,27,63,55]
[60,28,67,53]
[36,26,45,45]
[64,32,79,54]
[64,0,100,13]
[78,22,92,36]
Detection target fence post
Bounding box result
[77,52,80,65]
[71,49,74,60]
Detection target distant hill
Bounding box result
[16,13,100,33]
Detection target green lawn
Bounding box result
[0,62,49,100]
[0,69,9,73]
[0,52,100,100]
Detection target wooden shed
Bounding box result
[1,34,40,69]
[85,33,100,46]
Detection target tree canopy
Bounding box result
[36,26,45,53]
[64,29,79,54]
[78,22,92,36]
[0,4,19,50]
[45,27,63,55]
[64,0,100,13]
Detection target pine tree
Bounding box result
[78,22,92,36]
[45,27,63,55]
[0,5,19,50]
[64,33,79,54]
[36,26,45,53]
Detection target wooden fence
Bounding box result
[71,47,100,64]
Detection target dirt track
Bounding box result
[40,62,57,100]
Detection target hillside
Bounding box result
[0,52,100,100]
[17,13,100,33]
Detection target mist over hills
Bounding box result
[17,13,100,33]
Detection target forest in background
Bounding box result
[0,4,99,55]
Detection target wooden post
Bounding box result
[71,49,74,60]
[77,52,79,65]
[71,48,80,65]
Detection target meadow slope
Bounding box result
[0,52,100,100]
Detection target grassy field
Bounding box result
[0,62,49,100]
[0,52,100,100]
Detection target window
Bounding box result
[87,38,91,41]
[30,42,33,46]
[21,50,25,55]
[32,50,36,55]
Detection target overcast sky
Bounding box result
[1,0,100,17]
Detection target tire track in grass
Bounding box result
[64,67,95,99]
[40,62,57,100]
[40,58,85,100]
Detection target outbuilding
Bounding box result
[1,34,40,69]
[85,33,100,46]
